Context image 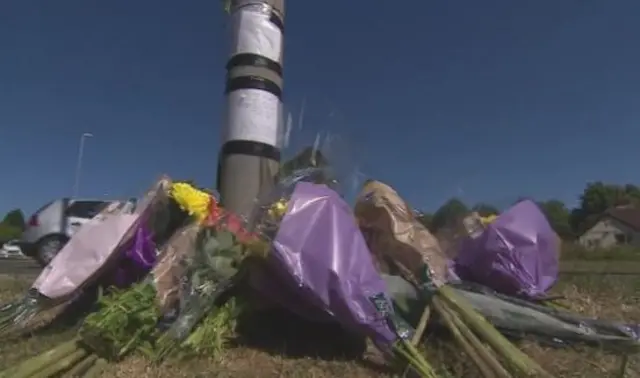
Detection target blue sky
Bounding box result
[1,1,639,217]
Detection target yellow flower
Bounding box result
[480,214,498,225]
[170,182,211,222]
[266,199,288,220]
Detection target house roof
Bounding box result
[603,206,640,231]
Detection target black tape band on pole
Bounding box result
[221,140,281,161]
[225,76,282,99]
[216,140,281,193]
[219,2,285,199]
[226,53,283,78]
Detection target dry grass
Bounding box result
[559,260,640,275]
[0,267,638,378]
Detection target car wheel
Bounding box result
[36,236,68,266]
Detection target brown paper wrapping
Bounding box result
[151,223,201,313]
[354,180,448,286]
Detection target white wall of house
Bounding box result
[578,217,640,249]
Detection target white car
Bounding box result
[0,240,24,258]
[20,199,115,266]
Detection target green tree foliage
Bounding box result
[421,182,640,241]
[537,200,573,240]
[0,224,21,244]
[431,198,469,232]
[569,182,640,235]
[2,208,25,230]
[0,208,25,244]
[471,203,499,217]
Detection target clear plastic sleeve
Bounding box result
[246,179,403,350]
[0,176,176,333]
[151,222,202,316]
[247,166,339,242]
[453,200,560,299]
[385,274,640,352]
[152,211,254,358]
[36,176,174,300]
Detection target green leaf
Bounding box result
[215,247,239,259]
[191,272,201,291]
[215,230,235,250]
[202,236,220,254]
[208,256,238,280]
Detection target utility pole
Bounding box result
[217,0,285,218]
[73,132,93,198]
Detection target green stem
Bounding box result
[8,339,80,378]
[82,358,107,378]
[30,348,88,378]
[433,298,493,377]
[393,341,438,378]
[617,355,628,378]
[411,305,431,346]
[65,353,98,377]
[434,297,511,378]
[117,328,146,358]
[438,287,552,377]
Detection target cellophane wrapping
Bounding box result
[34,176,174,302]
[247,169,407,350]
[0,177,189,335]
[154,206,251,352]
[454,199,560,299]
[151,222,202,317]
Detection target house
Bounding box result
[578,206,640,249]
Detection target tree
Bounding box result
[431,198,469,232]
[471,203,499,217]
[537,200,573,240]
[1,209,25,231]
[415,211,433,230]
[570,182,640,235]
[0,224,21,244]
[624,184,640,203]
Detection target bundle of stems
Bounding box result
[392,338,440,378]
[0,281,159,378]
[441,286,553,377]
[0,280,242,378]
[176,297,242,358]
[151,220,268,360]
[400,263,553,378]
[0,338,108,378]
[151,274,241,361]
[368,293,440,377]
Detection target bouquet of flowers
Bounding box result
[0,177,183,335]
[241,167,440,377]
[0,181,268,378]
[354,180,553,378]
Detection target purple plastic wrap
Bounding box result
[251,182,399,348]
[110,226,157,288]
[454,200,559,299]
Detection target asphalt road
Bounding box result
[0,257,41,275]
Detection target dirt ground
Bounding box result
[0,264,638,378]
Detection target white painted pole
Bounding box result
[73,132,93,198]
[217,0,285,217]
